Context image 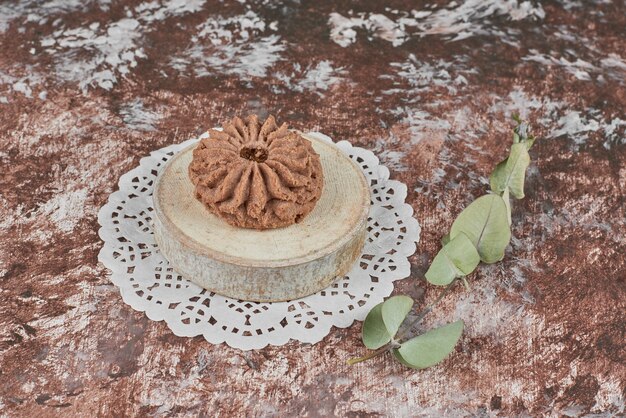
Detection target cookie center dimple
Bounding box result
[240,146,268,163]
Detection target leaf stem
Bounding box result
[347,343,393,365]
[395,279,459,343]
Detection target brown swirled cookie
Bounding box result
[189,115,324,229]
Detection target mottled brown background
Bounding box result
[1,0,625,416]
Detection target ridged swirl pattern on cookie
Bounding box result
[188,115,324,229]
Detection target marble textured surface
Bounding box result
[1,0,625,416]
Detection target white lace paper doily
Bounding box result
[98,132,421,350]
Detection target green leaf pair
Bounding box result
[426,193,511,286]
[363,296,413,350]
[362,296,464,369]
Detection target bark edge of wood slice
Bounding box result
[153,133,371,302]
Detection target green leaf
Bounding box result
[425,233,480,286]
[362,303,390,349]
[502,187,512,226]
[392,320,464,369]
[490,143,531,199]
[381,296,414,338]
[450,194,511,264]
[391,349,415,368]
[362,296,414,349]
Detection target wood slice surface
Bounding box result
[153,133,371,302]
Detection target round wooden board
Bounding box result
[152,133,371,302]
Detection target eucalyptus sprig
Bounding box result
[349,116,536,369]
